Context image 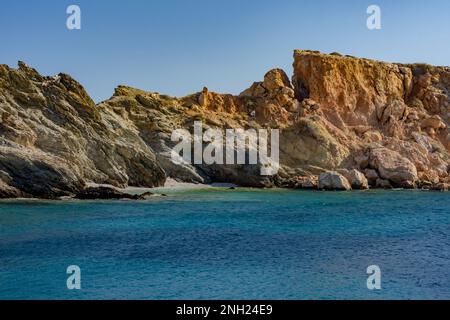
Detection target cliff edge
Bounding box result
[0,50,449,198]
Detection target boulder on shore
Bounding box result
[278,175,318,189]
[364,169,379,186]
[368,147,418,188]
[74,187,149,200]
[318,172,352,191]
[337,169,369,190]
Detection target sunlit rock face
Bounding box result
[0,50,449,198]
[291,50,449,189]
[0,62,166,198]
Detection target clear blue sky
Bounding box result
[1,0,449,102]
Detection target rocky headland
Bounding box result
[0,50,449,199]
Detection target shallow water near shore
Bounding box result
[0,189,449,299]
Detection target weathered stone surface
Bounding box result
[338,169,369,189]
[318,171,352,190]
[0,63,166,198]
[376,179,392,189]
[368,147,418,188]
[0,178,25,198]
[291,50,449,189]
[295,176,319,189]
[421,115,446,130]
[364,169,379,186]
[0,146,84,198]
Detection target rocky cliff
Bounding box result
[0,50,449,198]
[291,50,449,189]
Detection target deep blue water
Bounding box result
[0,189,449,300]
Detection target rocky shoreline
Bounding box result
[0,50,449,199]
[0,183,447,202]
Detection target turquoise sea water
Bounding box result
[0,189,449,300]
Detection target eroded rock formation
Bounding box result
[0,50,449,198]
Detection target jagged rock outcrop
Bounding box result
[318,172,352,191]
[367,147,418,188]
[0,50,449,198]
[277,175,318,189]
[337,169,369,190]
[0,62,165,198]
[292,50,449,189]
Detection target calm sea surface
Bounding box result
[0,189,449,299]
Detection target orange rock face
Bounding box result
[291,50,449,188]
[0,50,449,197]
